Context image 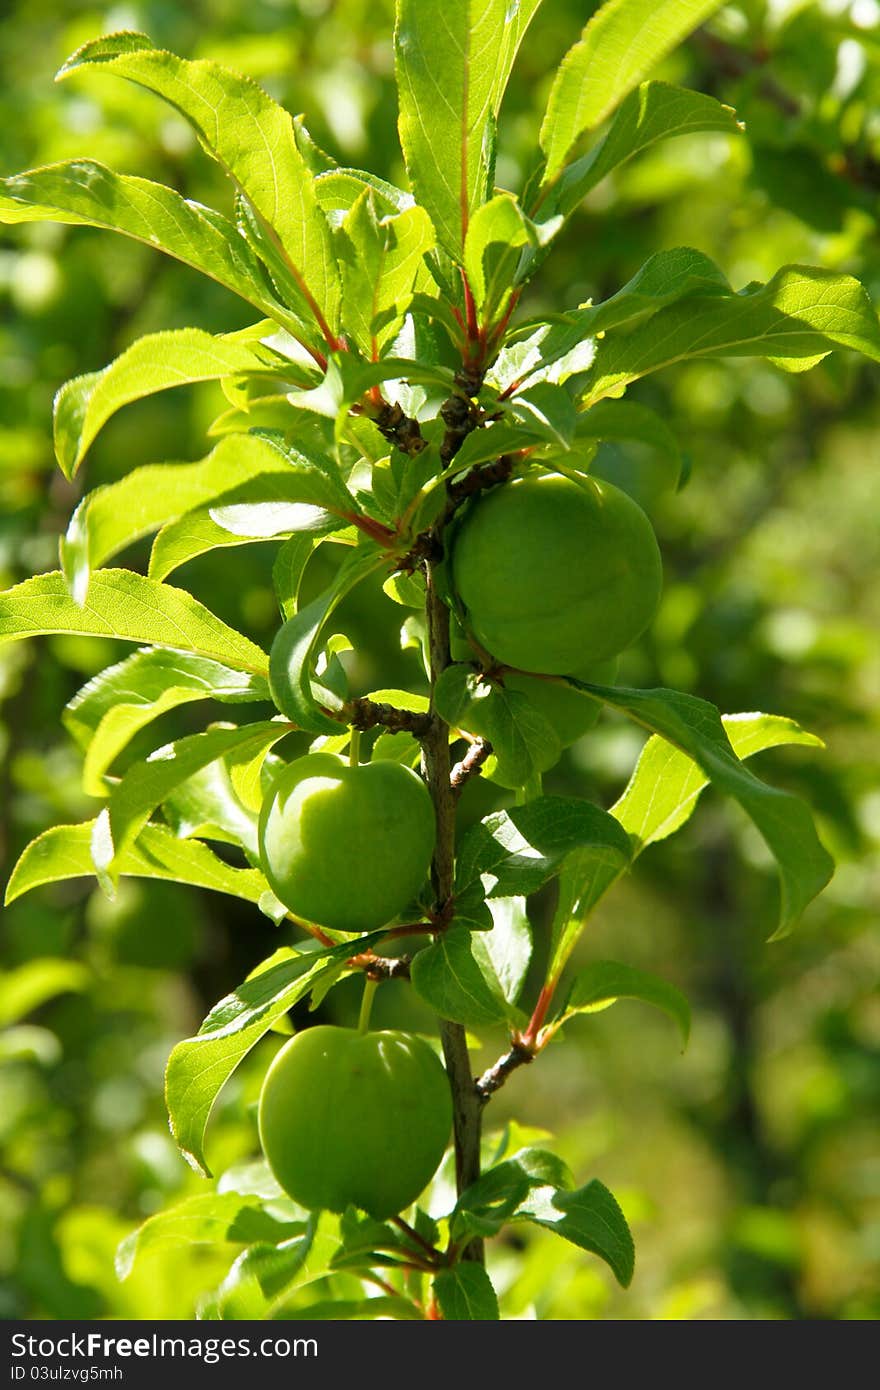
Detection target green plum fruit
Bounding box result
[259,1025,453,1218]
[258,753,435,933]
[450,471,662,673]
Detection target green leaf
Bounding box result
[539,0,725,178]
[451,1148,572,1241]
[575,399,683,494]
[518,1179,634,1288]
[616,711,826,853]
[91,722,289,884]
[435,666,561,791]
[570,685,834,937]
[60,434,296,600]
[548,712,828,980]
[463,194,534,321]
[53,327,278,477]
[410,928,512,1027]
[59,34,341,336]
[211,1217,319,1317]
[116,1193,302,1280]
[559,960,690,1046]
[455,795,632,900]
[579,265,880,406]
[268,545,386,734]
[5,821,270,907]
[490,247,730,393]
[315,167,415,222]
[552,81,742,217]
[395,0,542,257]
[433,1264,499,1321]
[149,511,338,584]
[510,382,578,447]
[471,897,532,1006]
[165,935,381,1174]
[162,758,260,859]
[273,535,321,620]
[0,161,301,332]
[0,570,268,674]
[63,649,270,798]
[336,190,435,357]
[0,959,90,1027]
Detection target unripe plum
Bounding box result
[258,753,435,933]
[450,472,662,673]
[259,1025,452,1218]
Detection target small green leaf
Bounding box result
[336,190,435,357]
[63,649,270,797]
[509,382,578,447]
[0,161,302,332]
[213,1217,319,1317]
[463,194,534,321]
[553,81,742,216]
[559,960,690,1047]
[53,327,277,477]
[5,821,270,907]
[315,167,415,222]
[268,545,386,733]
[547,711,829,980]
[451,1148,573,1241]
[166,935,381,1174]
[569,684,834,937]
[411,928,511,1027]
[0,570,268,674]
[471,897,532,1006]
[116,1193,302,1280]
[273,535,322,621]
[579,265,880,406]
[518,1179,634,1287]
[91,722,289,883]
[395,0,542,257]
[59,34,341,337]
[455,795,631,901]
[433,1263,500,1321]
[444,668,562,791]
[539,0,725,178]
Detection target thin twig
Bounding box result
[450,738,493,795]
[475,1041,535,1101]
[347,696,433,738]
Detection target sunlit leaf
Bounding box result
[0,570,268,674]
[539,0,725,178]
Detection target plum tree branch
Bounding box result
[450,737,493,795]
[346,696,433,738]
[422,560,484,1265]
[475,1040,535,1100]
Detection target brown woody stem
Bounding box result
[422,561,484,1264]
[475,1040,535,1100]
[347,696,433,738]
[450,738,493,796]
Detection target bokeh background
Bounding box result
[1,0,878,1320]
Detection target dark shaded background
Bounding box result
[1,0,878,1319]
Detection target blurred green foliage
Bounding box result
[1,0,878,1320]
